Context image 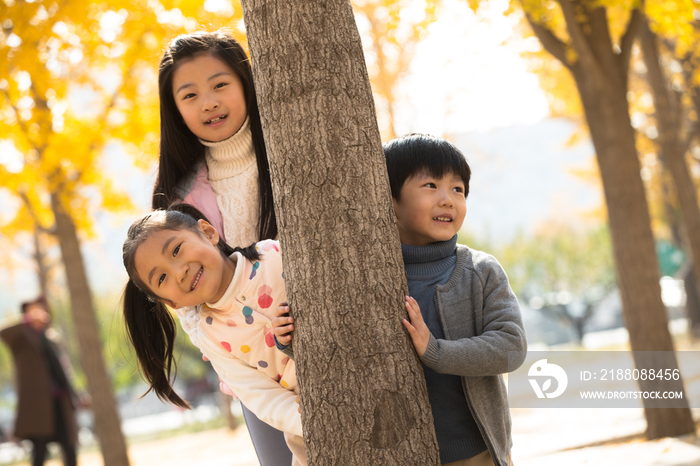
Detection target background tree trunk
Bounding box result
[639,19,700,337]
[219,392,238,430]
[684,268,700,338]
[576,68,694,439]
[526,1,694,439]
[32,228,50,298]
[657,165,700,335]
[50,192,130,466]
[240,1,439,464]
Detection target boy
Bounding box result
[274,134,526,466]
[387,133,525,465]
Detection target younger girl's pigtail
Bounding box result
[123,280,189,409]
[232,244,260,262]
[122,204,266,409]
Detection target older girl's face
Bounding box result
[172,53,247,142]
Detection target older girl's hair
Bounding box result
[122,203,259,408]
[152,30,277,241]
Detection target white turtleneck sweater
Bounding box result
[200,116,260,250]
[175,117,263,393]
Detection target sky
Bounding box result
[393,0,549,135]
[0,0,597,316]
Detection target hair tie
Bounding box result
[132,280,156,303]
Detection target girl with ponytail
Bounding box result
[122,205,305,465]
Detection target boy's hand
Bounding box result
[272,302,294,345]
[402,296,430,357]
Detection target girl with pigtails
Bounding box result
[122,205,305,466]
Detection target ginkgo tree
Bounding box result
[1,1,448,464]
[477,0,697,439]
[637,14,700,336]
[520,3,700,333]
[354,0,441,140]
[0,1,243,464]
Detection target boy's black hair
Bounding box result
[383,133,471,201]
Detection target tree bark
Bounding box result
[240,1,439,464]
[685,267,700,338]
[638,19,700,336]
[32,228,50,298]
[657,165,700,334]
[50,192,130,466]
[527,1,694,439]
[219,391,238,430]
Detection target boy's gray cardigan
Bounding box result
[420,244,527,466]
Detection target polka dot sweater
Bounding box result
[177,240,301,437]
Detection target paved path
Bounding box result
[511,407,700,465]
[42,427,259,466]
[32,409,699,466]
[28,339,700,466]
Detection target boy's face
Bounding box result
[393,171,467,246]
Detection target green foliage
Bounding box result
[0,336,14,392]
[462,222,616,300]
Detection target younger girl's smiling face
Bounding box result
[172,53,247,142]
[133,221,234,309]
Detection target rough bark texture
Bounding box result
[240,1,439,464]
[528,1,694,438]
[685,268,700,338]
[658,166,700,334]
[32,229,49,298]
[50,192,131,466]
[639,19,700,336]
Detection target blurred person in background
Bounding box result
[0,295,84,466]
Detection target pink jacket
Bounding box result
[175,162,227,242]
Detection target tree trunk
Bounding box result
[50,192,131,466]
[658,171,700,334]
[639,19,700,337]
[32,228,50,298]
[219,391,238,430]
[570,25,694,442]
[685,267,700,338]
[240,1,439,464]
[527,1,694,438]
